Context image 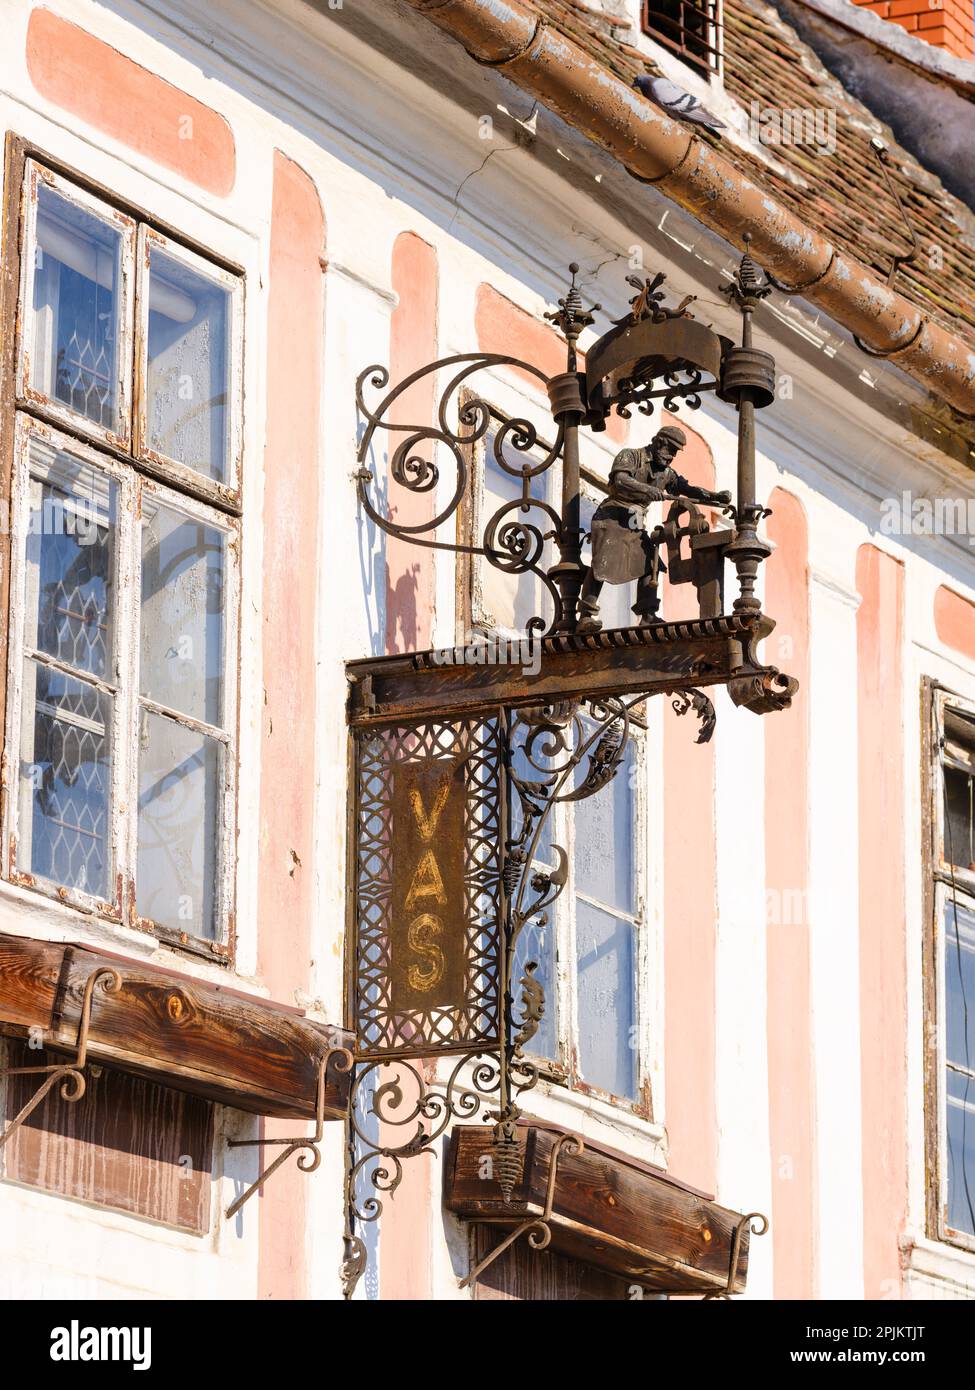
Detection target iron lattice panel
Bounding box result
[352,716,503,1057]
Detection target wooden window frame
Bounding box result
[456,398,654,1120]
[923,679,975,1253]
[641,0,723,80]
[0,135,242,964]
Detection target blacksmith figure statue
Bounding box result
[577,425,731,632]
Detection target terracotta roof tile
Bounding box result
[532,0,975,346]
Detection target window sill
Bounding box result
[0,880,237,993]
[900,1232,975,1299]
[520,1072,668,1171]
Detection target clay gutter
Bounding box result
[406,0,975,418]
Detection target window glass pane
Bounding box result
[574,725,635,913]
[509,737,554,868]
[30,183,124,433]
[481,433,551,637]
[945,766,974,870]
[18,659,111,898]
[946,1068,975,1237]
[146,247,232,482]
[946,897,975,1071]
[511,914,558,1063]
[25,444,117,680]
[137,711,221,940]
[576,898,638,1099]
[140,501,226,726]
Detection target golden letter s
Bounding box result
[407,913,445,992]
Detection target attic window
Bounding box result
[642,0,722,77]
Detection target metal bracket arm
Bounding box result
[703,1210,769,1299]
[0,966,122,1151]
[226,1047,353,1219]
[458,1131,584,1289]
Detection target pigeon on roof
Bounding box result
[633,75,725,136]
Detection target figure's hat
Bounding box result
[653,424,687,449]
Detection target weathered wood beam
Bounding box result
[347,614,771,726]
[0,933,352,1121]
[445,1123,754,1293]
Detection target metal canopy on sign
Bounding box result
[342,243,789,1297]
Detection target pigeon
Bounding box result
[633,74,725,136]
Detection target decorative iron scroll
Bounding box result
[344,246,791,1298]
[356,353,568,636]
[343,688,716,1297]
[350,261,762,639]
[0,966,121,1152]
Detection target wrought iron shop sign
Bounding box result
[354,717,502,1056]
[342,242,789,1298]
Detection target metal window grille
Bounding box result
[642,0,722,77]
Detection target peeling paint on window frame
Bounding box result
[0,135,243,966]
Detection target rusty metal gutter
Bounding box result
[406,0,975,418]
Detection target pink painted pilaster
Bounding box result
[385,235,439,655]
[662,426,717,1193]
[764,489,815,1298]
[257,152,325,1300]
[379,233,439,1299]
[857,545,907,1297]
[935,585,975,661]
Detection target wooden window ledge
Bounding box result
[0,932,352,1121]
[445,1122,758,1295]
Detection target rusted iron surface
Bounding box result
[351,716,503,1057]
[346,612,796,724]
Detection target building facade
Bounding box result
[0,0,974,1301]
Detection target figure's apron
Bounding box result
[589,501,666,584]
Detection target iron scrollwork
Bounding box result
[0,966,122,1152]
[344,247,795,1299]
[343,690,676,1296]
[356,353,568,636]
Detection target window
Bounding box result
[2,1038,213,1232]
[2,151,242,958]
[460,412,651,1115]
[642,0,722,79]
[926,687,975,1247]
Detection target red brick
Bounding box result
[919,9,970,40]
[887,12,920,26]
[861,1,891,14]
[888,0,936,14]
[916,21,954,39]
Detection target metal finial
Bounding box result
[722,231,771,308]
[545,264,601,350]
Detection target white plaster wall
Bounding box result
[0,0,974,1302]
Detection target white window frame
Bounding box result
[540,725,652,1117]
[7,157,244,960]
[135,226,245,507]
[931,686,975,1253]
[17,161,136,454]
[5,413,240,955]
